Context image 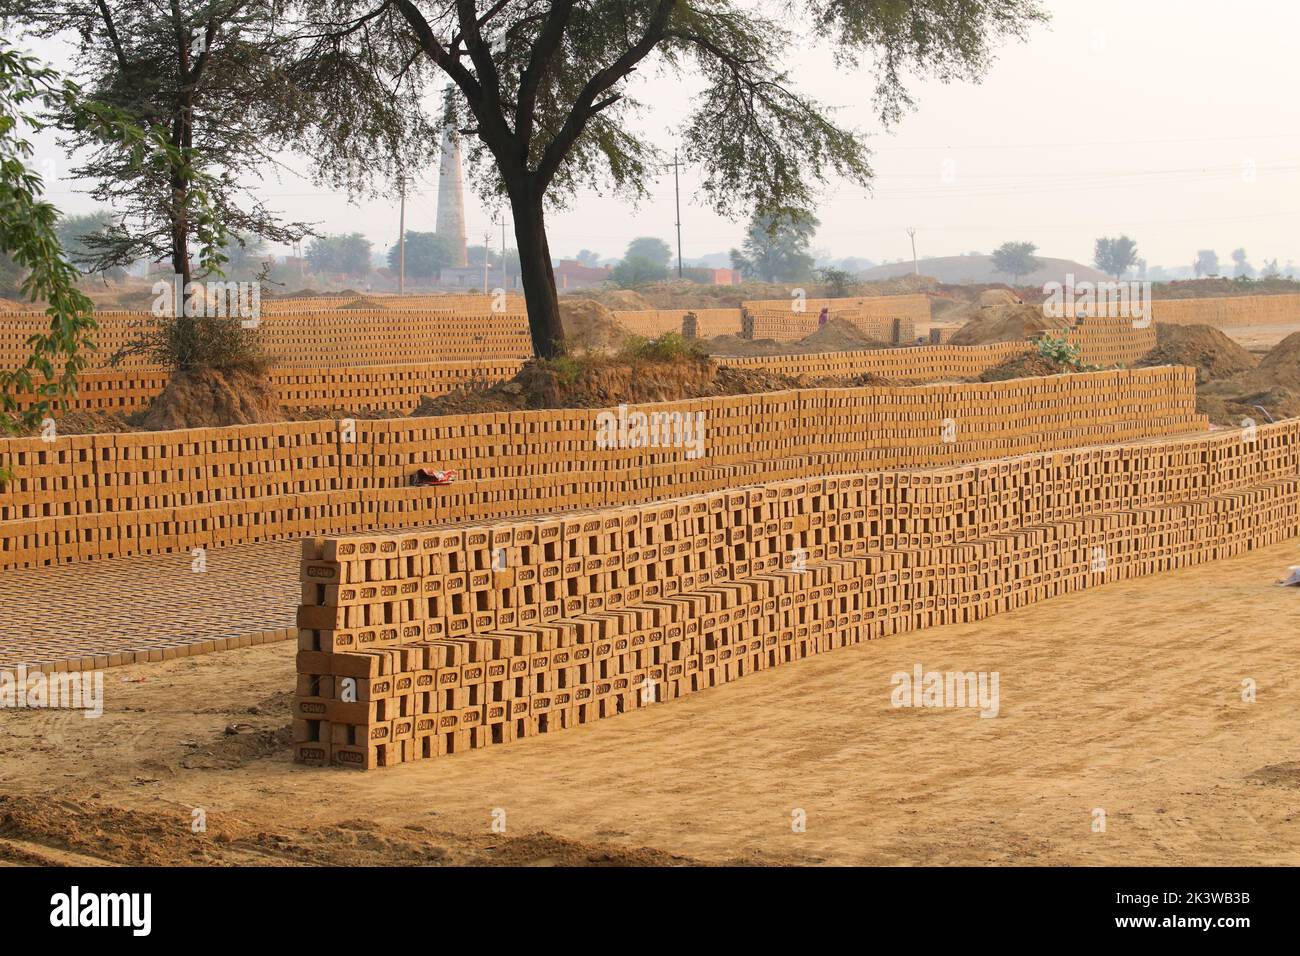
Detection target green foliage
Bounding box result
[1036,331,1083,369]
[288,1,1046,356]
[129,313,265,373]
[618,331,706,363]
[221,232,272,280]
[1231,247,1255,279]
[387,231,456,279]
[307,232,373,278]
[991,240,1043,282]
[624,237,673,270]
[54,210,115,274]
[0,40,241,463]
[611,255,668,288]
[731,209,818,282]
[1093,235,1138,280]
[546,355,583,387]
[817,266,856,298]
[2,1,313,279]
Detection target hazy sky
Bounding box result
[23,0,1300,269]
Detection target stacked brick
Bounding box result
[0,310,153,369]
[724,341,1032,380]
[1058,315,1158,368]
[261,293,527,313]
[741,293,931,324]
[743,308,919,345]
[611,309,743,339]
[0,368,1203,570]
[0,309,533,371]
[1151,294,1300,328]
[15,360,527,416]
[293,418,1300,768]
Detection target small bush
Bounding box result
[618,331,706,363]
[547,355,583,387]
[1036,331,1083,369]
[117,314,266,373]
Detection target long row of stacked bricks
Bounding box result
[294,419,1300,768]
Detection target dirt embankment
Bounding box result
[557,298,631,351]
[136,366,284,430]
[979,351,1068,382]
[1135,324,1258,385]
[1202,331,1300,424]
[1138,327,1300,424]
[948,303,1054,346]
[704,318,887,357]
[411,355,810,416]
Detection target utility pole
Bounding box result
[906,226,918,275]
[500,214,507,289]
[482,230,491,292]
[397,175,407,294]
[672,151,683,278]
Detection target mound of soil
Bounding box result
[1197,382,1300,427]
[558,299,630,352]
[949,304,1053,346]
[796,317,888,352]
[700,334,791,357]
[1180,331,1300,424]
[340,296,388,310]
[49,410,134,435]
[1136,324,1258,384]
[411,355,813,417]
[414,357,714,413]
[136,366,283,430]
[1255,330,1300,390]
[703,319,886,358]
[977,288,1024,307]
[979,350,1068,382]
[588,289,654,311]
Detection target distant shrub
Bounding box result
[618,331,706,363]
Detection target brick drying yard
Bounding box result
[0,536,1297,866]
[3,291,1300,866]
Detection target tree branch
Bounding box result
[534,0,677,189]
[514,0,575,144]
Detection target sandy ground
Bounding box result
[1222,323,1300,353]
[2,537,1298,867]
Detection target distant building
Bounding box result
[553,259,612,290]
[704,267,741,286]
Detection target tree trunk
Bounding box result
[169,89,193,320]
[508,182,566,359]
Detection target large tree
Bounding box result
[307,232,373,277]
[1193,249,1219,278]
[292,1,1046,357]
[612,235,672,286]
[991,240,1042,284]
[387,230,456,278]
[0,42,227,446]
[0,1,333,288]
[1093,234,1138,280]
[731,208,818,282]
